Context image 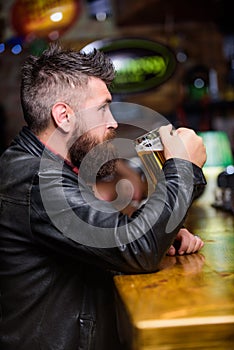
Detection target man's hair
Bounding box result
[20,43,115,134]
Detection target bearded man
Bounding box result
[0,44,206,350]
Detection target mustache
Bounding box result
[103,128,116,142]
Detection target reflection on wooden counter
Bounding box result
[114,204,234,350]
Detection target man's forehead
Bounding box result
[85,77,111,101]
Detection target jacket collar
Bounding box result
[15,126,79,174]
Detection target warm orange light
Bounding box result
[11,0,81,39]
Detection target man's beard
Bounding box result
[68,128,118,184]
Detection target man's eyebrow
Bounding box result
[98,98,112,109]
[105,98,112,104]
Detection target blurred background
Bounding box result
[0,0,234,157]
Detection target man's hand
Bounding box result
[167,227,204,256]
[159,124,207,168]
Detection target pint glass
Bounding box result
[134,128,166,186]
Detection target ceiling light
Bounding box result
[50,12,63,22]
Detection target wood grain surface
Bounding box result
[114,203,234,349]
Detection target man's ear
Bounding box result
[51,102,73,133]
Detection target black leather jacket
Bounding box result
[0,126,206,350]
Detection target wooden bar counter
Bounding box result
[114,203,234,349]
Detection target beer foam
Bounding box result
[134,128,163,152]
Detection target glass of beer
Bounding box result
[134,128,166,186]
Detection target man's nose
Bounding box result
[107,112,118,129]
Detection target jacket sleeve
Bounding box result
[30,158,206,274]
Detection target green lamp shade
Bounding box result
[198,131,233,167]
